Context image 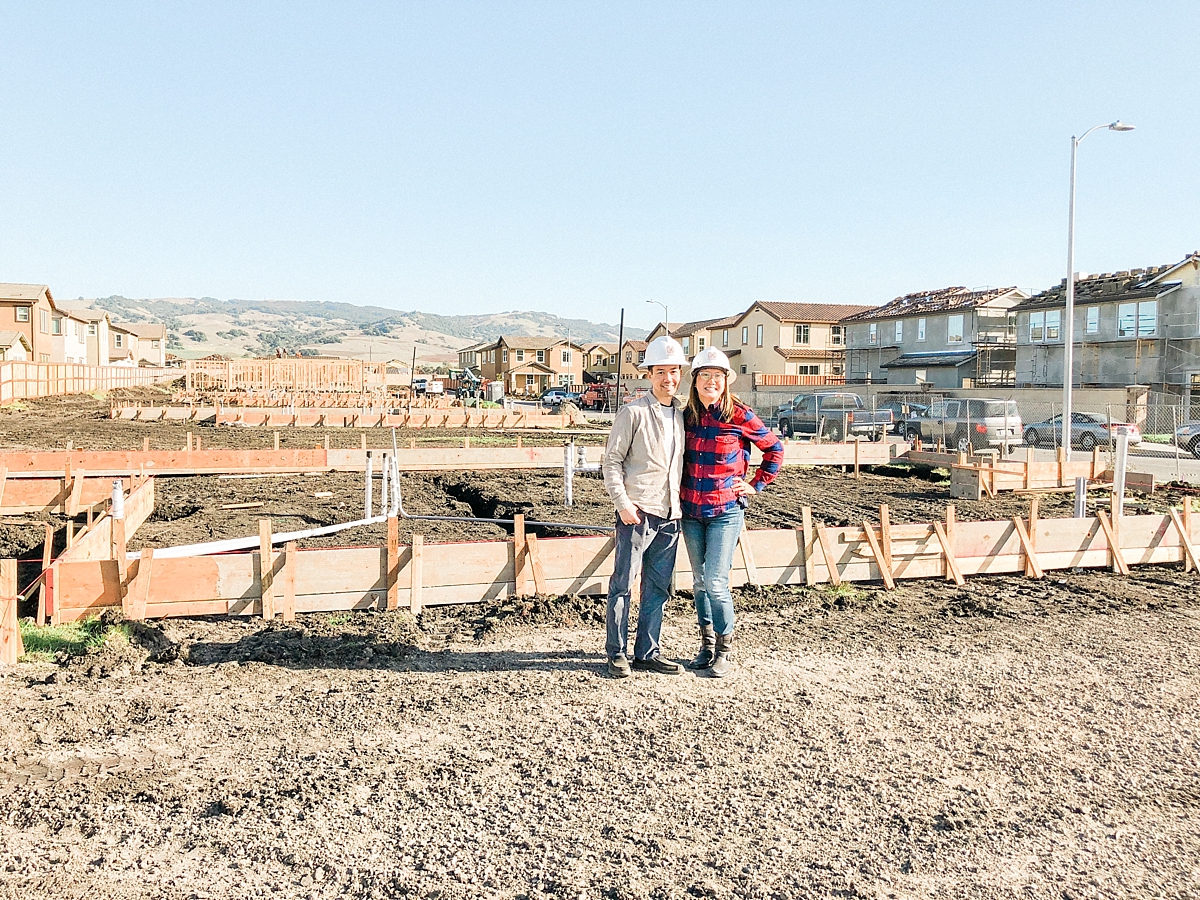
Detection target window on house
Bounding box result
[51,318,62,335]
[830,325,843,346]
[741,326,748,345]
[722,329,729,347]
[638,351,645,363]
[915,369,928,383]
[1086,307,1099,335]
[1045,310,1061,342]
[1138,300,1157,336]
[88,323,97,335]
[917,318,926,342]
[559,374,570,386]
[682,337,690,354]
[15,306,30,322]
[39,353,49,362]
[1029,311,1044,342]
[625,351,633,363]
[536,350,545,363]
[832,363,845,376]
[114,333,124,348]
[756,324,764,347]
[947,314,964,343]
[502,349,509,363]
[40,310,50,333]
[869,323,878,344]
[151,339,161,349]
[796,364,820,375]
[609,354,617,365]
[697,337,705,351]
[740,365,747,374]
[894,321,903,343]
[561,349,571,364]
[795,324,810,345]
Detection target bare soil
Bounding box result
[2,401,1199,899]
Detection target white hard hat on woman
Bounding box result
[639,336,690,370]
[689,346,736,383]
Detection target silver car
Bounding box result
[1176,422,1200,458]
[904,398,1022,453]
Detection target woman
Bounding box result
[680,347,784,677]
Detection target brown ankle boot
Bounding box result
[686,625,716,669]
[707,631,733,678]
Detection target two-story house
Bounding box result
[125,323,167,366]
[1011,252,1200,408]
[583,343,618,380]
[456,340,493,376]
[842,286,1027,388]
[727,302,869,386]
[617,340,649,379]
[0,332,32,360]
[0,283,58,362]
[108,323,139,365]
[64,309,112,366]
[52,310,91,364]
[481,336,585,395]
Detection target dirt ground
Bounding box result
[2,397,1199,898]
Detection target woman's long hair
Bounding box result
[685,368,740,424]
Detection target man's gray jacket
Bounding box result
[601,393,685,520]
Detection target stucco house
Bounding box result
[1011,252,1200,412]
[0,331,32,361]
[126,323,167,366]
[842,286,1028,388]
[480,336,585,395]
[63,309,112,366]
[727,302,869,386]
[52,310,91,364]
[0,283,57,362]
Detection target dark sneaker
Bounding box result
[631,655,684,675]
[607,655,632,678]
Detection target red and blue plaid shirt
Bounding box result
[682,402,784,519]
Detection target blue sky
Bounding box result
[1,2,1196,329]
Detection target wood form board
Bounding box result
[0,476,114,514]
[57,477,155,564]
[46,512,1199,622]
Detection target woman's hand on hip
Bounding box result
[733,478,757,496]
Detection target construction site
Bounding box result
[1,382,1198,900]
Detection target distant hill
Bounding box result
[71,296,647,367]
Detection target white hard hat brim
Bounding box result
[692,364,735,384]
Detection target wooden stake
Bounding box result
[274,431,280,451]
[464,436,471,450]
[932,521,965,586]
[1091,445,1101,479]
[143,437,150,452]
[323,434,330,452]
[408,438,416,450]
[737,531,759,586]
[1184,498,1194,571]
[1024,446,1034,490]
[943,505,956,582]
[187,431,193,453]
[258,519,275,619]
[195,434,201,452]
[878,504,893,574]
[861,519,895,589]
[1011,516,1044,579]
[526,532,549,595]
[0,466,6,510]
[1056,446,1065,487]
[386,515,399,610]
[1167,508,1199,573]
[1024,497,1039,578]
[815,524,841,587]
[124,549,153,620]
[0,559,22,665]
[801,506,816,586]
[281,542,296,622]
[1095,510,1129,576]
[409,534,423,615]
[111,518,128,581]
[513,513,528,597]
[37,523,53,626]
[360,433,367,451]
[66,521,74,548]
[853,437,860,478]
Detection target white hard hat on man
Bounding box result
[689,346,736,383]
[638,336,690,370]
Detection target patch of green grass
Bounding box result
[325,613,352,626]
[1141,434,1173,444]
[19,618,129,662]
[822,581,870,605]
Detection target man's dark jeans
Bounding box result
[606,511,680,661]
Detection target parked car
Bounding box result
[1175,421,1200,458]
[775,392,893,441]
[903,398,1022,453]
[1023,412,1141,451]
[875,399,929,435]
[540,389,571,408]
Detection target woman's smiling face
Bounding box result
[694,367,726,405]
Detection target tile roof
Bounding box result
[752,302,874,323]
[498,335,581,350]
[622,340,648,351]
[125,323,166,339]
[458,340,495,353]
[773,346,838,360]
[62,308,108,322]
[670,315,740,336]
[1012,260,1190,311]
[0,283,51,302]
[880,350,977,368]
[841,287,1024,323]
[0,331,31,350]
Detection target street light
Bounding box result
[646,299,669,334]
[1062,120,1135,460]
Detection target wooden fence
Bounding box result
[0,361,176,405]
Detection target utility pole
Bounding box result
[613,309,624,415]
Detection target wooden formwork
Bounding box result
[903,447,1127,500]
[0,470,118,516]
[40,499,1200,625]
[110,405,587,429]
[0,439,901,480]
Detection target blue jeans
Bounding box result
[681,507,744,637]
[606,512,680,661]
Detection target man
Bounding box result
[601,335,689,678]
